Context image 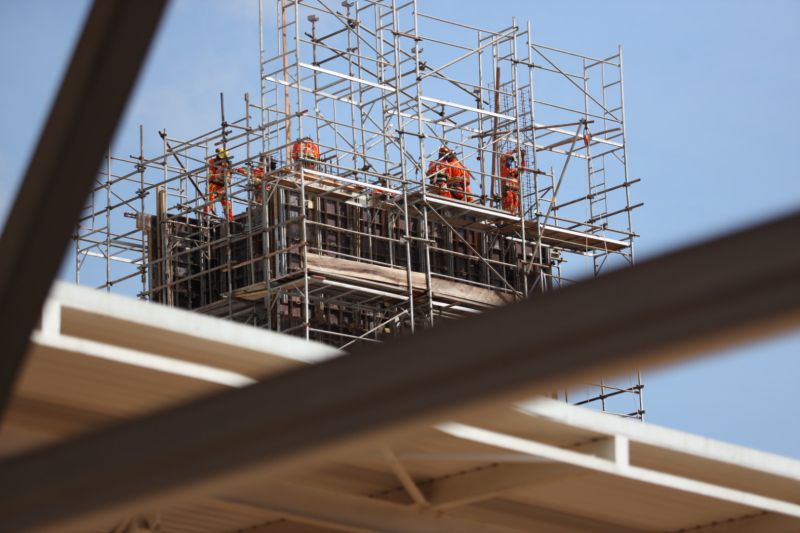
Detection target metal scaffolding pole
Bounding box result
[71,0,643,418]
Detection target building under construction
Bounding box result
[73,0,643,417]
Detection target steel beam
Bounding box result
[0,211,799,530]
[0,0,168,421]
[454,499,643,533]
[381,447,429,507]
[223,484,516,533]
[685,512,800,533]
[438,423,800,518]
[425,463,582,510]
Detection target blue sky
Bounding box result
[1,1,799,457]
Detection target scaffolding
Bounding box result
[72,0,644,418]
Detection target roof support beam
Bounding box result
[454,499,643,533]
[507,398,800,505]
[439,423,800,518]
[383,434,628,511]
[0,0,168,421]
[688,512,800,533]
[381,447,429,507]
[222,484,516,533]
[425,462,582,510]
[0,211,799,530]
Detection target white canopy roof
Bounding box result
[2,283,799,532]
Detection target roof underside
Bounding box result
[2,283,799,533]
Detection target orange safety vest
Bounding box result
[500,151,521,191]
[207,157,231,186]
[429,158,466,183]
[444,159,471,189]
[291,140,320,161]
[427,160,449,183]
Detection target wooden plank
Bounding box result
[429,277,516,307]
[308,255,516,307]
[309,254,418,290]
[270,172,363,201]
[233,254,516,308]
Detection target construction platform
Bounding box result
[73,0,643,416]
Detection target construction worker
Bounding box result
[206,147,234,221]
[291,137,320,170]
[426,147,452,199]
[442,146,473,202]
[500,149,522,213]
[428,146,473,202]
[235,153,277,205]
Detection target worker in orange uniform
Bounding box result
[206,147,234,221]
[235,153,277,205]
[442,146,473,202]
[500,149,522,213]
[291,137,320,170]
[426,146,453,198]
[428,146,473,202]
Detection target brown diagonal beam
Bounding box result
[1,211,800,530]
[0,1,168,420]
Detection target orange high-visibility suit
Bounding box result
[427,152,473,202]
[445,158,473,202]
[291,138,320,169]
[207,155,233,220]
[500,150,521,213]
[427,159,452,199]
